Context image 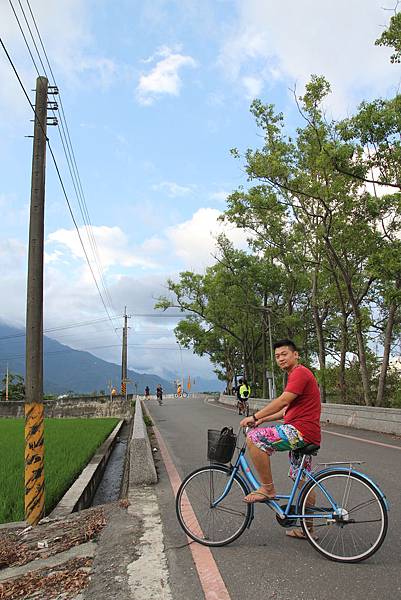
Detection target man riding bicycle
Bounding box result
[240,339,321,539]
[236,378,251,415]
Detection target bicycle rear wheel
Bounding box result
[299,470,388,563]
[176,465,251,546]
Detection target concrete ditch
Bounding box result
[51,396,158,518]
[51,419,125,519]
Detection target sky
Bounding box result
[0,0,400,384]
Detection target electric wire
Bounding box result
[0,36,118,338]
[0,344,192,361]
[0,316,121,342]
[0,313,189,343]
[22,0,116,315]
[9,0,116,319]
[9,0,115,313]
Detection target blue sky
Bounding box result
[1,0,400,383]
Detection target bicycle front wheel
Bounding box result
[176,465,252,546]
[299,470,388,563]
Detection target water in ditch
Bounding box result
[91,420,130,505]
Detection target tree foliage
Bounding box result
[157,17,401,406]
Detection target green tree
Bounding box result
[375,10,401,63]
[1,372,25,401]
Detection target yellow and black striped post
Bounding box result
[25,76,48,525]
[25,402,45,524]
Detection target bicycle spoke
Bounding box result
[301,471,387,562]
[177,466,250,546]
[211,505,247,518]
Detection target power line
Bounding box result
[132,313,192,317]
[0,344,192,362]
[0,36,117,337]
[0,316,121,342]
[0,313,190,342]
[15,0,116,317]
[6,0,117,320]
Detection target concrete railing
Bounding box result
[0,395,131,419]
[218,394,401,436]
[129,400,157,485]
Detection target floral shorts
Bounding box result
[247,424,312,479]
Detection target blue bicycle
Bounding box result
[176,428,389,563]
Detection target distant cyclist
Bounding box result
[237,378,251,416]
[156,384,163,405]
[144,385,150,399]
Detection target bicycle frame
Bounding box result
[210,439,389,522]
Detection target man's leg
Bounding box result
[243,438,276,502]
[286,454,317,539]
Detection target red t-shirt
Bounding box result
[283,364,321,445]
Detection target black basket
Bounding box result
[207,428,237,464]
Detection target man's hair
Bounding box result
[273,339,298,352]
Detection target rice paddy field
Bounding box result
[0,418,119,524]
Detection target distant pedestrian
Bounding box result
[156,384,163,405]
[144,385,150,399]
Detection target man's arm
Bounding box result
[255,407,285,425]
[240,391,297,427]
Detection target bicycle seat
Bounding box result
[295,444,320,456]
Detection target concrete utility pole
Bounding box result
[121,307,130,397]
[266,308,276,398]
[25,76,48,526]
[5,363,9,401]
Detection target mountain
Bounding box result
[0,322,175,395]
[0,322,224,395]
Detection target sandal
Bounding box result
[286,528,318,540]
[243,484,276,503]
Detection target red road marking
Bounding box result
[153,424,231,600]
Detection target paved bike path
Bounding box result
[148,395,400,600]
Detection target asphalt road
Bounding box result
[147,395,401,600]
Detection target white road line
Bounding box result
[323,429,401,451]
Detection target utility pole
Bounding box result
[121,307,130,397]
[25,76,48,526]
[261,296,268,399]
[266,308,276,398]
[24,77,58,526]
[5,363,9,401]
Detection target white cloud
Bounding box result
[136,46,197,105]
[47,225,158,270]
[242,75,264,99]
[152,181,195,197]
[165,207,248,271]
[0,209,247,379]
[219,0,399,113]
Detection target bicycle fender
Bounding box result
[297,467,390,512]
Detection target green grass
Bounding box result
[0,418,119,524]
